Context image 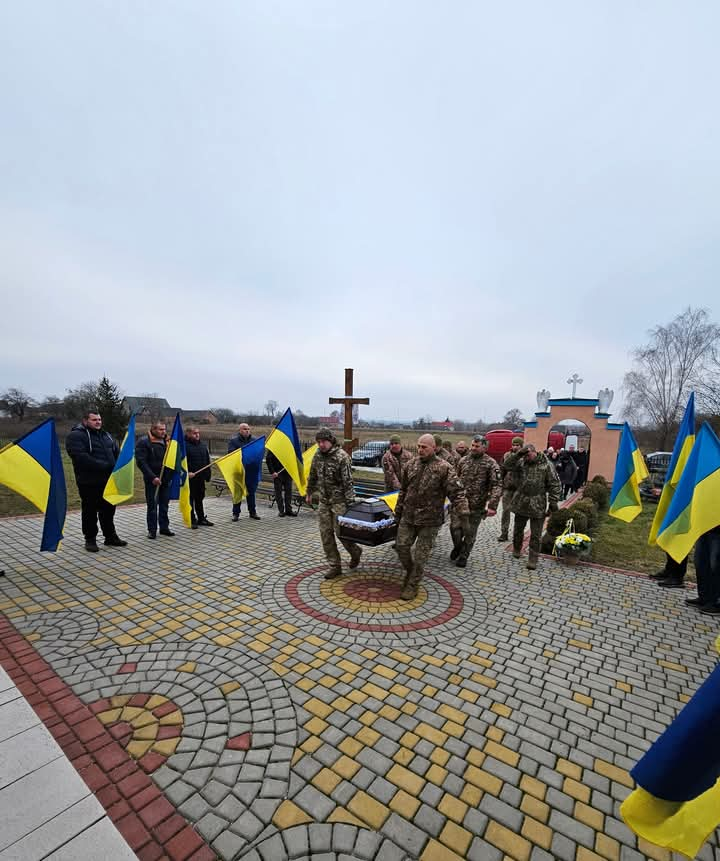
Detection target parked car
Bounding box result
[645,451,672,475]
[639,451,672,503]
[352,441,391,467]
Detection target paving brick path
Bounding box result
[1,499,718,860]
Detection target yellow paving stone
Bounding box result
[460,784,483,806]
[564,776,591,802]
[356,727,380,747]
[213,635,235,647]
[126,740,153,758]
[415,723,448,746]
[514,616,528,624]
[473,640,497,653]
[387,764,424,796]
[114,634,138,647]
[120,706,144,722]
[421,654,444,668]
[176,661,197,673]
[301,736,323,753]
[420,839,464,861]
[361,682,388,701]
[305,698,333,719]
[406,667,424,680]
[152,738,180,756]
[469,654,493,668]
[616,681,632,692]
[439,821,473,855]
[296,678,314,692]
[372,664,397,680]
[347,791,390,829]
[339,737,362,757]
[393,747,414,766]
[97,708,123,724]
[425,764,448,786]
[575,801,604,830]
[247,639,270,653]
[576,850,609,861]
[332,755,361,780]
[291,749,303,766]
[557,758,582,780]
[400,701,418,715]
[390,683,410,697]
[221,681,242,696]
[133,724,159,741]
[360,648,377,659]
[594,759,633,788]
[279,623,299,634]
[304,717,328,735]
[400,731,420,748]
[442,720,465,738]
[331,696,352,712]
[359,710,378,726]
[346,689,366,704]
[595,833,620,861]
[158,710,183,726]
[658,660,687,673]
[379,705,401,721]
[637,838,672,861]
[521,816,552,849]
[145,695,166,710]
[486,725,504,742]
[449,673,462,685]
[485,740,520,767]
[568,638,592,650]
[486,821,532,861]
[306,635,327,647]
[430,748,450,766]
[573,692,594,707]
[327,807,365,827]
[422,684,438,696]
[439,706,468,726]
[459,689,479,703]
[319,675,338,688]
[389,789,421,819]
[470,672,497,688]
[338,659,362,674]
[520,794,549,822]
[312,768,342,795]
[464,765,502,795]
[467,749,485,770]
[389,649,413,663]
[184,631,203,641]
[438,794,467,823]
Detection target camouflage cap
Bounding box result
[389,435,402,444]
[315,428,335,442]
[472,435,488,445]
[433,435,443,447]
[512,436,523,445]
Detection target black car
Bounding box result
[352,441,391,467]
[639,452,672,503]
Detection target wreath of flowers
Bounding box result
[554,532,592,550]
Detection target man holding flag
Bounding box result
[66,410,127,552]
[135,419,174,538]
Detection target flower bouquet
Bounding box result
[553,518,592,562]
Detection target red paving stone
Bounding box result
[118,661,138,673]
[226,731,251,750]
[0,614,217,861]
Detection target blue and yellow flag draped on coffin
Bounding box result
[656,422,720,563]
[609,422,649,523]
[379,490,399,512]
[103,414,136,506]
[648,393,695,546]
[0,418,66,551]
[266,408,311,496]
[621,661,720,858]
[163,414,192,527]
[215,436,266,505]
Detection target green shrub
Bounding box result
[541,532,555,554]
[590,475,609,487]
[562,508,588,534]
[546,509,573,537]
[582,482,610,509]
[572,499,598,528]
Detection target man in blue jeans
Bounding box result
[228,423,261,521]
[135,420,174,538]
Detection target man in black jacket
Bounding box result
[66,410,126,552]
[186,427,214,528]
[228,423,261,521]
[266,449,295,517]
[135,420,173,538]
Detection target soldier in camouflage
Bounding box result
[498,436,523,542]
[381,435,413,492]
[395,434,469,600]
[434,435,453,463]
[448,440,469,469]
[503,444,561,570]
[450,435,502,568]
[305,428,361,579]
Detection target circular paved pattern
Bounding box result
[266,561,486,648]
[22,609,99,658]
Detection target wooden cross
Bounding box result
[329,368,370,454]
[567,373,583,398]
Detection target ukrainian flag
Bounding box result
[379,490,399,512]
[649,393,696,546]
[0,418,66,551]
[103,414,136,506]
[163,414,192,528]
[215,436,266,504]
[621,662,720,858]
[266,408,312,496]
[656,422,720,563]
[303,443,318,479]
[609,422,649,523]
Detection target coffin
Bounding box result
[337,498,398,547]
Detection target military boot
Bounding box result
[449,528,464,561]
[324,567,342,580]
[526,552,538,571]
[349,546,362,569]
[401,567,420,601]
[497,533,508,542]
[512,542,522,560]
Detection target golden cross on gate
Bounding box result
[329,368,370,454]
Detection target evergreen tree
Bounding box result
[95,376,127,439]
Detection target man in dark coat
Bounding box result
[228,423,261,521]
[185,427,214,528]
[66,410,126,552]
[135,420,173,539]
[266,449,296,517]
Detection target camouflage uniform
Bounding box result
[395,455,469,598]
[306,442,360,576]
[450,452,502,565]
[381,448,413,492]
[499,450,520,541]
[504,449,561,568]
[435,446,453,463]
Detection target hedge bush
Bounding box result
[572,499,598,529]
[582,481,610,509]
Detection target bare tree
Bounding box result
[623,307,720,448]
[264,400,279,420]
[212,407,238,424]
[1,387,36,420]
[503,408,525,428]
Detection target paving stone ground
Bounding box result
[1,496,719,861]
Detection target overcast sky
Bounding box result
[2,2,719,423]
